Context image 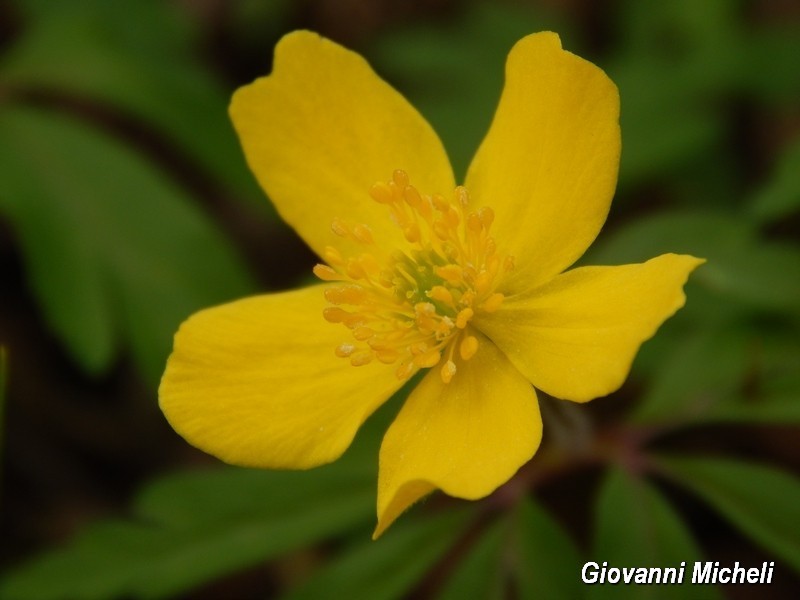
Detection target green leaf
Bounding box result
[1,0,263,204]
[437,519,506,600]
[282,509,470,600]
[590,468,720,600]
[586,210,800,316]
[658,457,800,573]
[749,139,800,224]
[0,106,254,382]
[515,498,584,600]
[632,328,749,424]
[371,2,568,181]
[0,444,377,599]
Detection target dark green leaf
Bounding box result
[657,457,800,573]
[632,329,749,424]
[515,498,584,600]
[0,445,377,600]
[0,106,254,382]
[282,509,470,600]
[586,210,800,315]
[590,468,720,600]
[749,139,800,224]
[371,2,568,180]
[1,1,263,204]
[437,519,506,600]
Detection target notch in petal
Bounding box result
[466,32,621,291]
[230,31,455,261]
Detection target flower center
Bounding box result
[313,170,514,383]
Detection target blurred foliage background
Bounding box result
[1,0,799,598]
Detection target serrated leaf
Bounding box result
[515,498,584,600]
[282,509,470,600]
[590,468,720,600]
[657,457,800,573]
[0,106,254,382]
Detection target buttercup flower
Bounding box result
[159,31,703,537]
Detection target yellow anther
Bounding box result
[353,326,374,341]
[415,302,436,317]
[504,256,516,271]
[392,169,409,188]
[403,185,422,208]
[352,224,374,244]
[460,335,479,360]
[313,264,340,281]
[440,360,456,384]
[324,285,366,305]
[427,286,454,306]
[350,351,373,366]
[430,194,447,211]
[323,246,344,266]
[369,182,394,204]
[456,307,474,329]
[335,343,356,358]
[444,206,460,228]
[481,292,505,313]
[455,186,469,208]
[410,342,428,356]
[331,217,350,237]
[479,206,495,229]
[467,212,482,232]
[395,362,415,380]
[414,349,441,368]
[323,307,350,323]
[475,271,493,294]
[403,223,421,243]
[433,220,450,240]
[376,349,400,364]
[435,265,462,283]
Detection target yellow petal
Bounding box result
[476,254,704,402]
[374,335,541,538]
[159,285,403,469]
[465,32,621,291]
[230,31,455,259]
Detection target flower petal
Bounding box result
[159,285,404,469]
[374,335,541,538]
[465,32,621,291]
[476,254,705,402]
[230,31,455,259]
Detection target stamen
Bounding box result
[316,170,513,383]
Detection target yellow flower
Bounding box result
[159,31,703,538]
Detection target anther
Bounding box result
[481,293,505,313]
[414,349,441,368]
[335,343,356,358]
[369,182,394,204]
[350,351,373,366]
[313,264,340,281]
[352,224,374,244]
[331,217,350,237]
[392,169,409,188]
[460,335,479,360]
[456,308,474,329]
[440,360,456,384]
